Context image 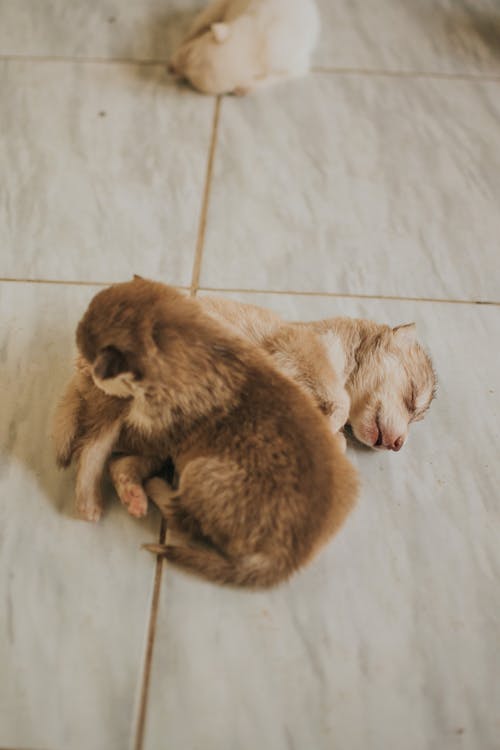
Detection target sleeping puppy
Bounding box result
[169,0,319,95]
[199,296,437,451]
[53,278,358,588]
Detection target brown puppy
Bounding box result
[53,278,358,588]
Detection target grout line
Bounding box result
[198,286,500,307]
[311,65,500,83]
[131,101,221,750]
[133,517,167,750]
[190,97,222,295]
[0,277,191,289]
[0,53,169,66]
[2,53,500,83]
[0,276,112,287]
[0,277,498,306]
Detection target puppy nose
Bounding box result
[168,62,177,74]
[389,436,404,452]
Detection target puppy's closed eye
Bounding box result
[404,383,417,415]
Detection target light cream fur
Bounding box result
[199,296,437,451]
[169,0,319,95]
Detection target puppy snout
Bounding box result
[386,435,405,451]
[168,61,177,74]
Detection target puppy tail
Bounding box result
[142,544,292,589]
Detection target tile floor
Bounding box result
[0,2,499,749]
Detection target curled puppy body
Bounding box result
[199,296,437,451]
[169,0,319,95]
[53,278,358,588]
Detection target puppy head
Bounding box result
[76,278,245,413]
[348,323,436,451]
[76,278,186,398]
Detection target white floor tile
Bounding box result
[143,291,500,750]
[0,60,213,283]
[0,0,198,61]
[0,281,160,750]
[315,0,500,75]
[200,75,500,302]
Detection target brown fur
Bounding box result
[53,278,358,588]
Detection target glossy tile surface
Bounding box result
[201,75,500,302]
[0,282,160,750]
[2,0,499,747]
[143,291,500,750]
[0,60,213,284]
[315,0,500,75]
[0,0,199,61]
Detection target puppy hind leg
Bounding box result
[52,373,84,468]
[75,422,121,522]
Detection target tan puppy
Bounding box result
[53,278,358,588]
[169,0,319,95]
[199,297,437,451]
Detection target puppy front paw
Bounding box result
[328,389,351,433]
[114,474,148,518]
[76,493,103,522]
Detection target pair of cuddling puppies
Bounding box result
[53,278,436,588]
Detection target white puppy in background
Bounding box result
[169,0,319,95]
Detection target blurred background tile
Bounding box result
[315,0,500,75]
[1,0,499,79]
[0,0,198,61]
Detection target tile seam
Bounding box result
[198,287,500,306]
[1,54,500,82]
[0,277,191,289]
[190,96,222,294]
[0,278,498,306]
[131,96,222,750]
[132,518,167,750]
[311,65,500,82]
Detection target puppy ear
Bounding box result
[94,346,131,380]
[152,322,171,351]
[211,22,230,43]
[133,274,144,281]
[392,323,417,347]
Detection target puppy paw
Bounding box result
[115,474,148,518]
[76,496,103,522]
[329,389,351,433]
